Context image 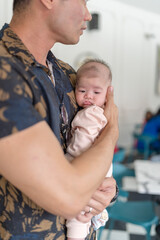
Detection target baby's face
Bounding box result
[75,71,110,108]
[75,62,111,108]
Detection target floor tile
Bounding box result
[98,229,129,240]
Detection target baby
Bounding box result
[66,59,113,240]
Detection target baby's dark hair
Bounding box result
[77,58,112,81]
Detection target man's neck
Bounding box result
[10,19,55,67]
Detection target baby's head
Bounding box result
[75,59,112,108]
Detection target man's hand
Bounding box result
[103,86,119,144]
[104,86,118,122]
[76,177,116,223]
[88,177,116,215]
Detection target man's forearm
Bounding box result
[0,121,118,218]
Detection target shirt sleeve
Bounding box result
[0,58,43,138]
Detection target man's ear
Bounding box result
[40,0,54,9]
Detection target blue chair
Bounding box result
[112,162,135,201]
[98,200,159,240]
[113,163,135,188]
[131,116,160,160]
[136,134,158,159]
[130,132,157,160]
[113,148,126,163]
[112,163,135,198]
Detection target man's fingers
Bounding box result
[76,212,93,223]
[98,177,116,191]
[108,85,114,96]
[104,86,115,120]
[105,86,114,104]
[87,194,107,215]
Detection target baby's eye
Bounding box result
[79,90,85,93]
[94,92,100,94]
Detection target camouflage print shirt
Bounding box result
[0,24,96,240]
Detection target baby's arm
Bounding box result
[67,106,107,157]
[66,106,108,239]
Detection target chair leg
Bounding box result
[144,143,150,160]
[145,226,151,240]
[97,226,105,240]
[107,219,115,240]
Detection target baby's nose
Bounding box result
[85,92,92,99]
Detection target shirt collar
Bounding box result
[1,23,56,73]
[1,24,36,66]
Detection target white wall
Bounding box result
[1,0,160,149]
[0,0,12,28]
[53,0,160,148]
[113,0,160,16]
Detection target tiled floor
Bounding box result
[97,193,159,240]
[98,221,157,240]
[97,160,160,240]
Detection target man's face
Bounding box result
[50,0,92,44]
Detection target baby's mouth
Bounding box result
[83,101,92,106]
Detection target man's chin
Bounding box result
[62,37,80,45]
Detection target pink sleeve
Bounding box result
[66,217,91,238]
[67,106,107,157]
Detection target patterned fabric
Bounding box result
[0,24,96,240]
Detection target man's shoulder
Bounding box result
[0,31,21,70]
[0,52,24,81]
[0,24,12,58]
[0,40,11,58]
[0,52,16,82]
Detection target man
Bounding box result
[0,0,119,239]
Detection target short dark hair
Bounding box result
[77,58,112,81]
[13,0,31,12]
